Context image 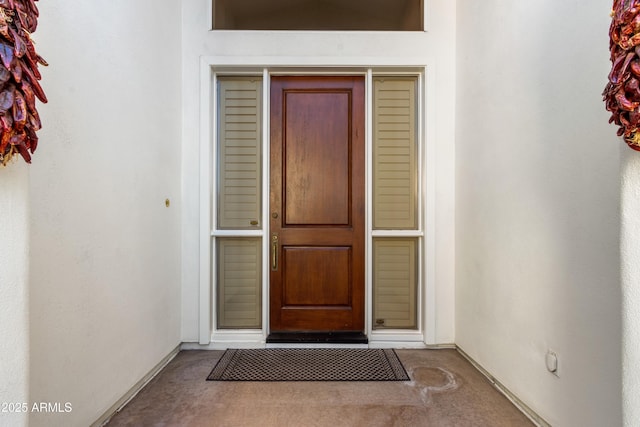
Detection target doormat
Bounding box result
[207,348,410,382]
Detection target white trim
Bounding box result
[201,56,430,68]
[370,331,426,342]
[182,341,426,350]
[209,71,218,335]
[199,59,214,345]
[423,0,430,32]
[269,69,369,76]
[210,330,266,349]
[211,230,264,237]
[424,66,437,344]
[371,230,424,237]
[181,341,453,350]
[261,68,271,337]
[207,0,213,31]
[183,339,265,351]
[417,70,426,340]
[365,68,374,337]
[368,341,427,349]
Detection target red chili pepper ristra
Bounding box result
[0,0,46,165]
[605,0,640,151]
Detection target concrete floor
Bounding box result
[106,349,534,426]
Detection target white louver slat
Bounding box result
[217,238,262,329]
[373,78,417,230]
[373,238,417,329]
[217,78,262,229]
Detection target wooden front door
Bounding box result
[269,76,365,333]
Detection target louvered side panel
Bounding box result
[373,78,417,229]
[217,238,262,329]
[217,78,262,229]
[373,238,417,329]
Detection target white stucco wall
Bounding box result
[27,1,182,425]
[456,1,621,426]
[180,0,457,345]
[0,163,29,427]
[622,148,640,426]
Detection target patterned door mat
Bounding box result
[207,348,410,382]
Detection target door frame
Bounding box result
[199,59,436,348]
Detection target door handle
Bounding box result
[271,234,278,271]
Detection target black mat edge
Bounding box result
[207,349,239,381]
[206,348,410,382]
[385,349,411,381]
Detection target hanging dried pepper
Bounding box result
[0,0,46,165]
[604,0,640,151]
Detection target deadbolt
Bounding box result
[272,212,279,219]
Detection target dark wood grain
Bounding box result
[270,76,365,332]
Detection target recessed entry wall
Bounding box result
[213,0,423,31]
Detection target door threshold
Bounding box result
[266,332,368,344]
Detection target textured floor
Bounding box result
[106,349,534,427]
